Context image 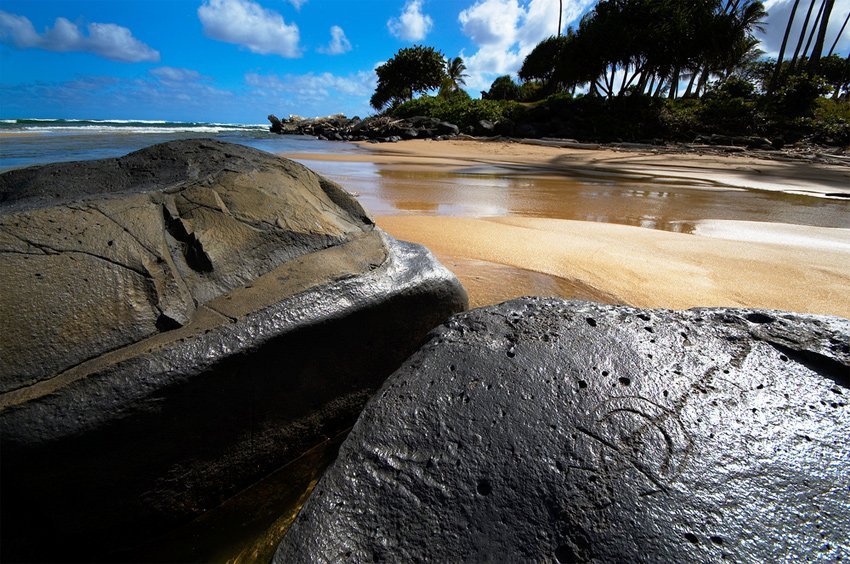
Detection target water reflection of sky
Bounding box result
[293,159,850,233]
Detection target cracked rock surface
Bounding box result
[0,140,372,390]
[277,297,850,562]
[0,140,467,560]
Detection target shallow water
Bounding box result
[296,159,850,232]
[0,127,367,171]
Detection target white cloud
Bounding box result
[198,0,301,57]
[150,67,205,82]
[388,0,433,41]
[0,10,159,62]
[758,0,850,58]
[287,0,308,10]
[459,0,521,46]
[246,70,375,98]
[318,25,352,54]
[245,70,376,116]
[457,0,595,91]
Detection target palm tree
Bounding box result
[827,11,849,56]
[445,57,468,91]
[808,0,835,71]
[769,0,801,92]
[558,0,563,37]
[790,0,818,69]
[438,56,468,99]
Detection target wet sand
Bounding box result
[284,139,850,318]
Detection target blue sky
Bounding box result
[1,0,847,123]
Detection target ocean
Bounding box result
[0,118,365,172]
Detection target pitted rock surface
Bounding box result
[0,140,467,560]
[277,298,850,562]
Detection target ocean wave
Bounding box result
[1,118,268,130]
[17,125,265,134]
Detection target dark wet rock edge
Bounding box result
[275,298,849,562]
[0,235,467,561]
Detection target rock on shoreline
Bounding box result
[268,113,460,143]
[0,140,467,560]
[276,298,850,562]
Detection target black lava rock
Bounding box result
[276,298,850,562]
[0,141,467,561]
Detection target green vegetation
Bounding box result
[373,0,849,146]
[370,45,448,111]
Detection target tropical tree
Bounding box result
[789,0,818,69]
[486,75,522,100]
[769,0,801,92]
[439,56,469,98]
[808,0,836,72]
[828,11,849,56]
[370,45,447,110]
[818,53,850,98]
[518,0,764,100]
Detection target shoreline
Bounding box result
[283,138,850,318]
[286,138,850,198]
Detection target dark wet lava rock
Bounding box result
[276,297,850,562]
[0,140,467,560]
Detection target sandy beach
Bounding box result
[285,139,850,318]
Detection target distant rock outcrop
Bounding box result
[0,140,467,560]
[267,114,460,142]
[276,298,850,562]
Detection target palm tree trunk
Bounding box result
[619,64,631,95]
[808,0,835,72]
[683,68,699,97]
[654,76,666,97]
[697,69,711,97]
[827,11,849,56]
[558,0,563,37]
[800,0,826,64]
[770,0,801,93]
[791,0,818,68]
[668,67,680,99]
[625,64,645,91]
[591,81,603,97]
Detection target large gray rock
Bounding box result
[277,298,850,562]
[0,140,467,560]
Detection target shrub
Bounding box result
[772,73,830,117]
[392,96,522,130]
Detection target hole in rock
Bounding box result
[554,544,577,563]
[618,377,631,386]
[585,317,597,327]
[476,479,492,496]
[684,533,699,544]
[710,536,724,546]
[578,380,588,389]
[745,312,775,324]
